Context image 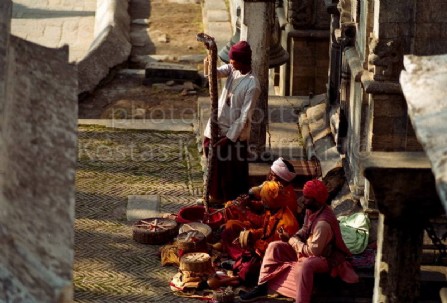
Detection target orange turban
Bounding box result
[260,181,281,209]
[303,179,328,205]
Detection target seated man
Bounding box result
[249,157,298,216]
[240,179,358,303]
[224,157,299,225]
[221,181,299,286]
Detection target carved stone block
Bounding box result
[287,0,330,30]
[337,0,352,23]
[368,37,403,82]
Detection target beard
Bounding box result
[305,203,321,212]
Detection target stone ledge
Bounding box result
[78,119,195,132]
[77,0,132,94]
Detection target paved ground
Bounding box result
[10,0,96,62]
[75,124,205,303]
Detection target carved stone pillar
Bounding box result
[283,0,330,96]
[0,0,11,124]
[362,152,443,303]
[364,0,422,152]
[241,0,275,156]
[324,0,340,105]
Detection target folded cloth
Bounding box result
[338,212,370,254]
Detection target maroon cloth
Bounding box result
[229,41,252,65]
[203,137,249,202]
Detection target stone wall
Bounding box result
[414,1,447,55]
[0,1,77,301]
[289,34,329,95]
[280,0,331,96]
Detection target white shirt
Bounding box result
[204,64,261,142]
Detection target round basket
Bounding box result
[179,252,214,273]
[179,222,212,241]
[176,230,207,255]
[132,217,178,245]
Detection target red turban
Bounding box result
[303,179,328,205]
[229,41,252,65]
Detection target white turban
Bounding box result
[271,157,296,182]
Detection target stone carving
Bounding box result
[339,22,356,47]
[351,0,360,23]
[368,38,403,81]
[338,0,352,23]
[287,0,330,29]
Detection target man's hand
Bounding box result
[277,226,290,242]
[213,136,229,147]
[235,194,250,207]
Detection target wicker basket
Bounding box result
[176,230,207,255]
[132,217,178,245]
[179,252,213,273]
[179,222,212,241]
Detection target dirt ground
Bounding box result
[79,0,208,119]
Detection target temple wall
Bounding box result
[0,1,77,301]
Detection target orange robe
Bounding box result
[221,206,299,260]
[221,206,299,285]
[250,207,299,256]
[251,182,298,215]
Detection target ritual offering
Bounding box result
[179,252,214,273]
[132,217,178,245]
[176,230,207,256]
[179,222,212,241]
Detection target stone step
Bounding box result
[312,265,446,302]
[145,61,202,85]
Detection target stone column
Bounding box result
[401,54,447,214]
[240,0,275,156]
[362,152,443,303]
[324,0,341,105]
[364,0,422,152]
[0,0,11,100]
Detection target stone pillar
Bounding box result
[0,18,77,302]
[324,0,341,105]
[401,54,447,214]
[0,1,11,158]
[364,0,422,152]
[240,0,275,155]
[362,152,443,303]
[282,0,330,96]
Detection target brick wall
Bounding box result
[290,37,329,96]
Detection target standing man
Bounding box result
[203,41,261,203]
[239,179,358,303]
